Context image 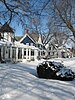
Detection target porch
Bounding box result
[11,41,39,62]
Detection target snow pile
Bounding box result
[37,61,75,80]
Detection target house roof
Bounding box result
[29,32,39,42]
[19,32,36,44]
[19,31,43,44]
[0,22,14,33]
[26,32,43,44]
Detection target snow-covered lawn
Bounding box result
[0,58,75,100]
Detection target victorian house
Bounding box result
[0,23,47,62]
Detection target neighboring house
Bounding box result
[46,43,58,58]
[46,43,73,58]
[57,46,73,58]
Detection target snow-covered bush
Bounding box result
[37,61,75,81]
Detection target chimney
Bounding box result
[26,29,29,34]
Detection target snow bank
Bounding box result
[0,58,75,100]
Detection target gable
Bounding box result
[21,35,36,46]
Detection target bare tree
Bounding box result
[37,0,75,50]
[51,0,75,40]
[0,0,75,47]
[31,15,41,33]
[0,0,31,25]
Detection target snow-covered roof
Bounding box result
[19,33,36,44]
[0,40,12,46]
[0,41,6,45]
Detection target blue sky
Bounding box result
[13,24,23,36]
[10,15,49,36]
[0,0,50,36]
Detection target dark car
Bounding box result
[37,61,75,81]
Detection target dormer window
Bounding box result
[31,43,33,46]
[26,43,29,45]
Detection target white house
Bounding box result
[0,23,47,62]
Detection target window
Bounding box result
[18,48,22,59]
[48,52,50,55]
[43,51,45,55]
[12,47,16,59]
[49,47,51,50]
[28,49,29,56]
[38,51,40,56]
[24,49,26,56]
[3,47,5,59]
[31,50,34,56]
[40,45,41,48]
[8,47,10,58]
[31,43,33,46]
[26,43,29,45]
[43,46,45,49]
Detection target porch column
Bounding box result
[5,46,7,60]
[26,48,28,60]
[10,46,12,61]
[34,49,38,60]
[1,46,3,59]
[16,47,18,61]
